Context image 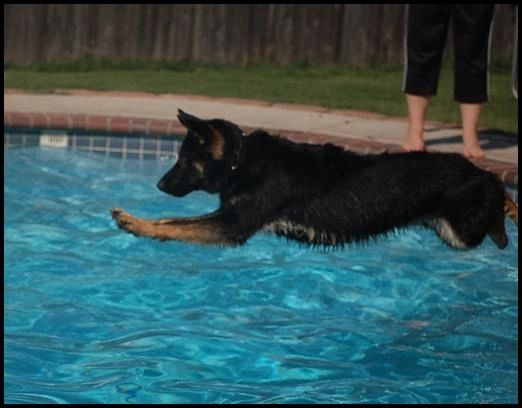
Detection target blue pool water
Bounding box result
[4,146,518,404]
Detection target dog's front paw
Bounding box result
[110,208,134,225]
[110,208,152,237]
[110,208,126,219]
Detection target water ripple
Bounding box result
[4,147,518,403]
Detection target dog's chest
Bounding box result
[262,220,339,245]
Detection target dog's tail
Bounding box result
[504,191,518,226]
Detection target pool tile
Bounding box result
[126,137,140,150]
[92,136,106,147]
[143,139,158,151]
[126,152,140,160]
[143,153,157,160]
[109,151,123,158]
[160,139,175,153]
[76,137,90,147]
[110,137,124,148]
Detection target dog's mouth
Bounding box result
[157,179,192,197]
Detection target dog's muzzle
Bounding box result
[157,179,167,192]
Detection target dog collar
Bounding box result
[231,133,244,171]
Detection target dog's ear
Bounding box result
[177,109,209,143]
[177,109,225,159]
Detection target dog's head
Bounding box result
[157,109,244,197]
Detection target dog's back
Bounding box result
[235,132,508,248]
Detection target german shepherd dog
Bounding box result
[111,110,518,250]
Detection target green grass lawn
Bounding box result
[4,61,518,133]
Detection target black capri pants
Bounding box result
[403,4,495,103]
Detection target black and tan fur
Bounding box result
[111,110,518,250]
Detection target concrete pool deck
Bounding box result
[4,88,518,186]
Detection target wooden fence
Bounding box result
[4,4,517,67]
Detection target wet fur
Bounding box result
[112,110,516,250]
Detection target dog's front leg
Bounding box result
[110,208,235,245]
[153,210,222,225]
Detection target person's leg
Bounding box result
[402,5,449,151]
[452,5,495,159]
[403,94,430,151]
[460,103,485,159]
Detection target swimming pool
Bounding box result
[4,133,518,404]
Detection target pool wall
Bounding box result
[5,128,182,161]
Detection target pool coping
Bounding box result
[4,110,518,188]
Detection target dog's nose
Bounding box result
[157,180,167,191]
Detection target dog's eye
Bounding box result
[190,132,205,145]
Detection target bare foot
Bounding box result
[462,144,485,159]
[402,137,426,152]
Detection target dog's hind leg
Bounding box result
[425,218,470,249]
[487,193,517,249]
[488,211,508,249]
[504,192,518,226]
